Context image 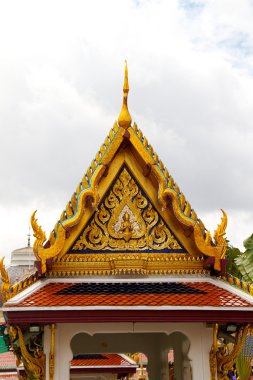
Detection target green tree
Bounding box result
[236,354,251,380]
[235,234,253,283]
[226,241,242,278]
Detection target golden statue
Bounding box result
[120,211,134,241]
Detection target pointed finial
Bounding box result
[27,226,31,247]
[118,61,132,129]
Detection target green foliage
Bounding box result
[235,234,253,283]
[236,354,251,380]
[0,325,10,353]
[226,242,242,278]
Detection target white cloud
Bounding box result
[0,0,253,262]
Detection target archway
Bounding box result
[68,331,192,380]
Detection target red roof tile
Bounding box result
[7,281,252,308]
[71,354,135,368]
[0,376,19,380]
[0,351,17,369]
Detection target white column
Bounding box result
[187,323,213,380]
[54,323,72,380]
[43,325,51,380]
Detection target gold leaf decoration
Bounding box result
[71,193,77,212]
[66,202,73,218]
[213,209,227,258]
[0,257,11,303]
[10,325,46,380]
[31,210,47,258]
[71,167,184,253]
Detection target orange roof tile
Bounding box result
[71,354,136,368]
[7,281,252,308]
[0,351,17,369]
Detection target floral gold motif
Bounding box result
[71,167,183,253]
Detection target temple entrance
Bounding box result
[69,331,192,380]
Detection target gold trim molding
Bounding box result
[49,253,206,277]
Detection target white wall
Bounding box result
[45,322,212,380]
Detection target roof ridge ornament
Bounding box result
[118,61,132,129]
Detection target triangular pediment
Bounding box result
[27,65,228,278]
[28,121,227,276]
[0,65,229,307]
[69,165,186,255]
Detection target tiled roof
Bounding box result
[0,375,19,380]
[71,354,136,368]
[7,281,252,308]
[0,265,36,306]
[0,351,17,369]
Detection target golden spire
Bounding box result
[118,61,132,129]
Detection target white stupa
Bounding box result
[9,230,36,284]
[11,246,35,267]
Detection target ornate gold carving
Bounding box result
[49,324,55,380]
[220,273,252,295]
[31,211,47,259]
[0,257,11,303]
[10,325,45,380]
[129,124,229,270]
[31,72,228,274]
[118,61,132,129]
[194,210,227,271]
[213,209,227,259]
[31,211,66,274]
[210,323,219,380]
[49,253,206,277]
[0,259,39,302]
[72,167,183,253]
[10,272,38,299]
[210,324,250,380]
[217,325,249,379]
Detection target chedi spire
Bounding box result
[118,61,132,129]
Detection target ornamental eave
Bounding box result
[3,305,253,312]
[3,276,253,313]
[5,309,253,324]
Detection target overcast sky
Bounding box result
[0,0,253,264]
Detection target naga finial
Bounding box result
[118,60,132,129]
[213,209,228,258]
[31,210,47,259]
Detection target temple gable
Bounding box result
[17,62,228,278]
[69,165,186,255]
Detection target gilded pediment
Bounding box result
[28,64,227,277]
[69,166,185,254]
